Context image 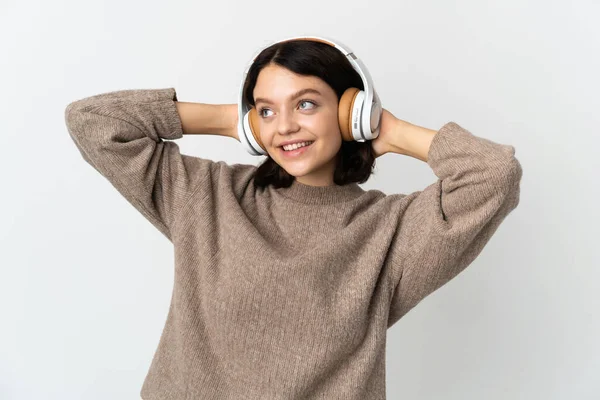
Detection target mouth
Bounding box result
[279,141,315,158]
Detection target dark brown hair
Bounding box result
[243,39,376,189]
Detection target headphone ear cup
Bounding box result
[248,107,266,151]
[338,87,361,141]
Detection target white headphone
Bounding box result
[237,35,382,156]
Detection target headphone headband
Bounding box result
[237,35,381,156]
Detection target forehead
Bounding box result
[253,64,331,100]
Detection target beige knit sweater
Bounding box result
[64,87,522,399]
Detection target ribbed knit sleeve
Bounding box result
[64,87,220,242]
[387,122,523,328]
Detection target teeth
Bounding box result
[283,141,313,151]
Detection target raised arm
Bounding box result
[385,121,523,327]
[64,87,237,242]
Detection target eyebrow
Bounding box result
[254,88,323,105]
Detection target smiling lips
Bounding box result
[282,141,313,151]
[280,141,314,157]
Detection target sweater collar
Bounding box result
[272,179,365,205]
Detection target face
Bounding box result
[253,63,342,187]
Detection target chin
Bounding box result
[282,166,312,178]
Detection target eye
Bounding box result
[258,107,273,118]
[298,99,317,110]
[257,100,318,119]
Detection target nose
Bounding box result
[276,108,300,136]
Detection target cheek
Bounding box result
[258,125,274,146]
[304,113,340,137]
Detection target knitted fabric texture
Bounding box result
[64,87,522,400]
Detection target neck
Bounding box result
[272,179,365,205]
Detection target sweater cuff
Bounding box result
[427,121,516,171]
[147,88,184,141]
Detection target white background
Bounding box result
[1,0,598,398]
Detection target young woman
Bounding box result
[65,39,522,399]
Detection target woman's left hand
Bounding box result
[370,108,399,158]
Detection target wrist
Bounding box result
[389,119,436,162]
[220,104,239,141]
[176,102,238,138]
[387,119,413,155]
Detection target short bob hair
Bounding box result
[243,39,376,189]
